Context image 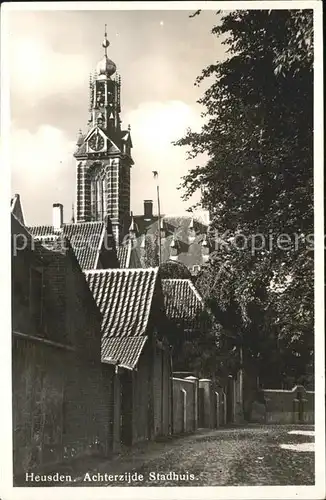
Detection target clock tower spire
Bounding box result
[74,27,133,246]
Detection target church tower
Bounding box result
[74,27,133,245]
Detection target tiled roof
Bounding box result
[117,245,131,268]
[85,268,158,339]
[102,336,148,369]
[27,222,105,270]
[11,194,25,226]
[117,243,142,269]
[85,268,158,369]
[63,222,104,270]
[162,278,207,331]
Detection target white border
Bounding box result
[1,2,324,499]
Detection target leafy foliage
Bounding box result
[159,260,193,280]
[175,9,314,388]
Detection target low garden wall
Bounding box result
[251,385,314,424]
[172,377,197,434]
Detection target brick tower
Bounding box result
[74,26,133,245]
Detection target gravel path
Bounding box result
[100,425,315,487]
[22,425,314,487]
[121,426,314,486]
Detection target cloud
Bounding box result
[9,37,89,103]
[127,100,201,147]
[10,101,207,225]
[125,100,204,215]
[11,125,76,225]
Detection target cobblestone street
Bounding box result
[72,425,314,487]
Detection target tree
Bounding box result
[159,260,192,280]
[175,9,314,387]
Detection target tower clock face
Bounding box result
[89,133,105,152]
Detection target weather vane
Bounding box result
[102,24,110,56]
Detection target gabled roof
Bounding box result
[85,268,158,338]
[117,245,131,268]
[102,336,148,370]
[27,221,115,270]
[11,212,32,245]
[11,194,25,226]
[117,243,142,269]
[161,278,207,332]
[11,215,101,343]
[85,268,159,369]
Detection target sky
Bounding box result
[7,8,225,225]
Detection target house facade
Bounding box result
[126,201,212,276]
[85,268,172,446]
[12,214,115,478]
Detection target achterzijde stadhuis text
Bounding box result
[83,471,197,483]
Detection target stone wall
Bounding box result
[152,341,172,438]
[263,385,314,424]
[250,385,314,424]
[132,349,152,444]
[172,377,197,434]
[198,379,225,429]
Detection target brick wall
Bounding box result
[12,237,114,477]
[12,337,66,475]
[64,246,102,359]
[62,355,114,458]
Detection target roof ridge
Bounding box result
[11,213,33,238]
[67,220,104,226]
[161,278,204,303]
[188,280,204,303]
[27,224,55,228]
[84,267,159,275]
[162,278,191,283]
[94,224,106,269]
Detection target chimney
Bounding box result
[144,200,153,220]
[53,203,63,230]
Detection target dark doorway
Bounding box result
[120,370,133,446]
